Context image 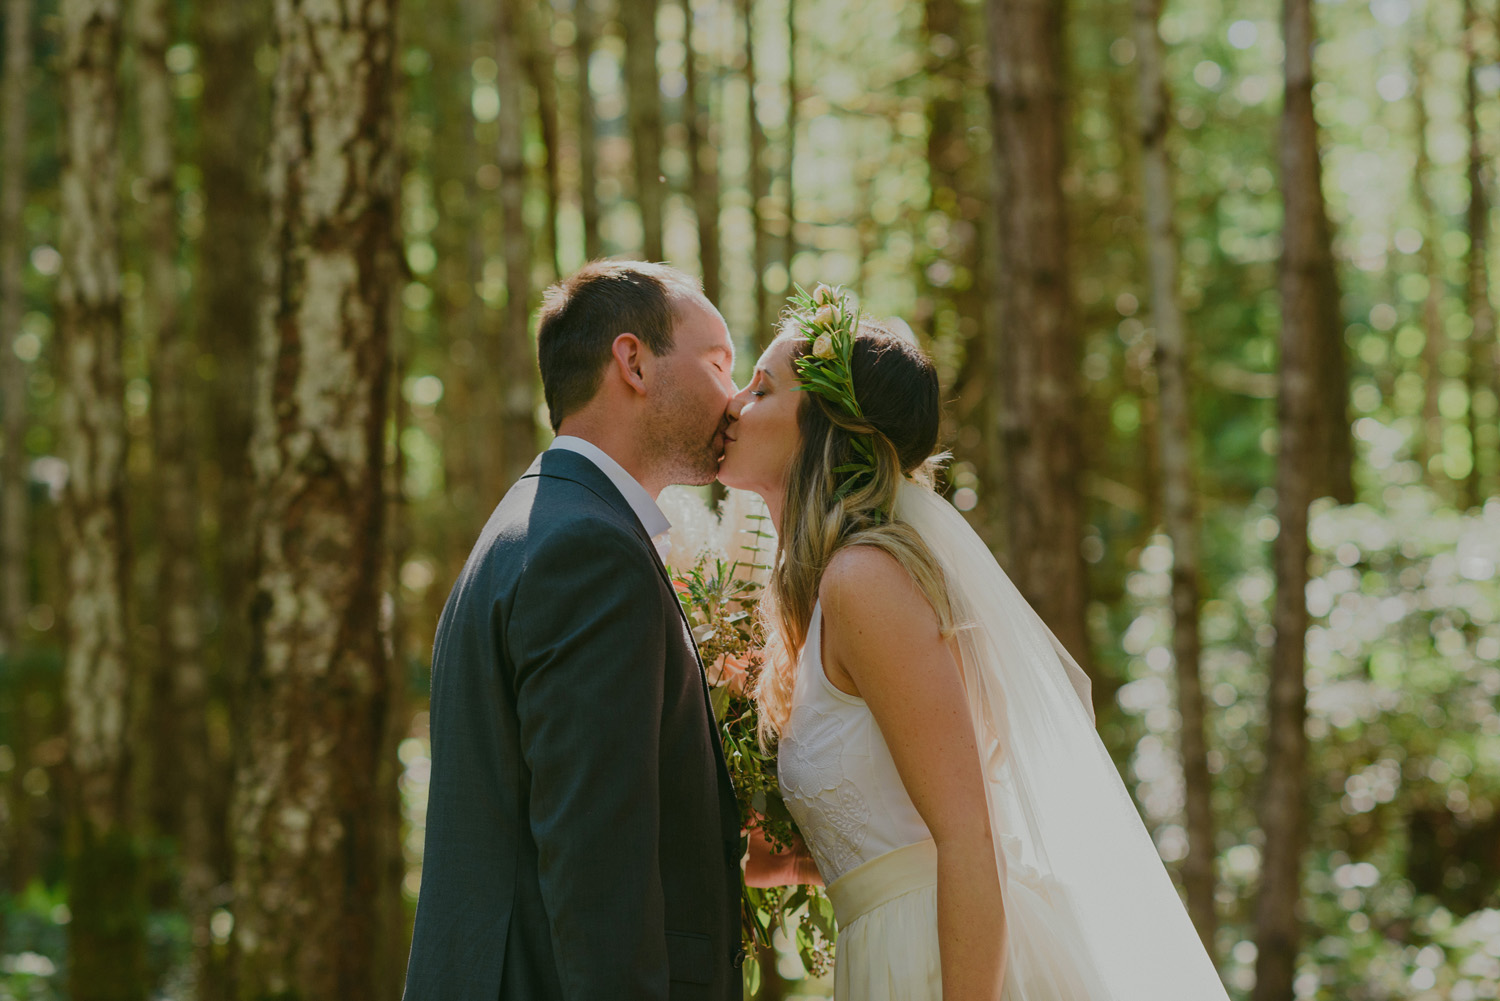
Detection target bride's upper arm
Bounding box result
[819,548,992,848]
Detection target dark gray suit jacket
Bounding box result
[401,449,744,1001]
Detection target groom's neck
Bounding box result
[553,420,663,498]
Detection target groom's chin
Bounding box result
[673,453,722,489]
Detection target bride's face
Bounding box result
[717,337,802,498]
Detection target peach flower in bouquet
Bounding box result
[660,486,837,981]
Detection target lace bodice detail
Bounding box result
[776,601,932,884]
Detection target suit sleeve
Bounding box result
[507,522,671,1001]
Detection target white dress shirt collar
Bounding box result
[547,436,673,558]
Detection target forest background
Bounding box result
[0,0,1498,999]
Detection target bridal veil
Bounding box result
[893,479,1232,1001]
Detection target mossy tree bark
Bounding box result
[229,1,400,997]
[58,1,147,997]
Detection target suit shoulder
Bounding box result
[521,512,658,583]
[479,474,629,549]
[475,478,651,573]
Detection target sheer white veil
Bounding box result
[893,478,1231,1001]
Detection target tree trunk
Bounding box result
[137,11,216,994]
[1289,6,1352,507]
[1133,0,1216,955]
[985,0,1093,692]
[377,305,412,1001]
[229,1,399,996]
[525,5,564,283]
[784,0,797,271]
[495,0,538,493]
[197,0,267,679]
[623,0,664,260]
[3,673,41,897]
[1463,0,1495,506]
[1254,2,1323,997]
[741,0,772,348]
[1411,36,1445,475]
[429,0,485,555]
[681,0,721,304]
[923,0,994,538]
[1,0,31,663]
[194,3,269,993]
[575,0,603,261]
[58,2,146,998]
[136,0,210,936]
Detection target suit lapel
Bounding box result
[524,450,672,583]
[525,451,740,810]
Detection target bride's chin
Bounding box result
[715,457,745,490]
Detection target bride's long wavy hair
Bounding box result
[754,317,956,744]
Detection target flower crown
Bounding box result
[786,283,878,501]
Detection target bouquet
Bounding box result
[660,487,837,984]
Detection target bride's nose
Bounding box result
[727,386,751,420]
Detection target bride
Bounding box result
[720,287,1231,1001]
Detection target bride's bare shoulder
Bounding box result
[818,544,936,636]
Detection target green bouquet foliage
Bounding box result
[670,507,838,984]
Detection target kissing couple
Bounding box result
[401,260,1231,1001]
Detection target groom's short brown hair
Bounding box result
[535,260,705,432]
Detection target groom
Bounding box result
[401,261,745,1001]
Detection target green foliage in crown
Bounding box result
[786,283,878,501]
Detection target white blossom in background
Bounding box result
[657,486,775,582]
[659,486,724,570]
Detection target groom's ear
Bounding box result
[610,332,650,396]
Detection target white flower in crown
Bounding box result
[811,332,835,359]
[813,283,837,306]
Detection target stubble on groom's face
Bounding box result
[645,298,736,486]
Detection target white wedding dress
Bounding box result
[779,600,1108,1001]
[774,480,1233,1001]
